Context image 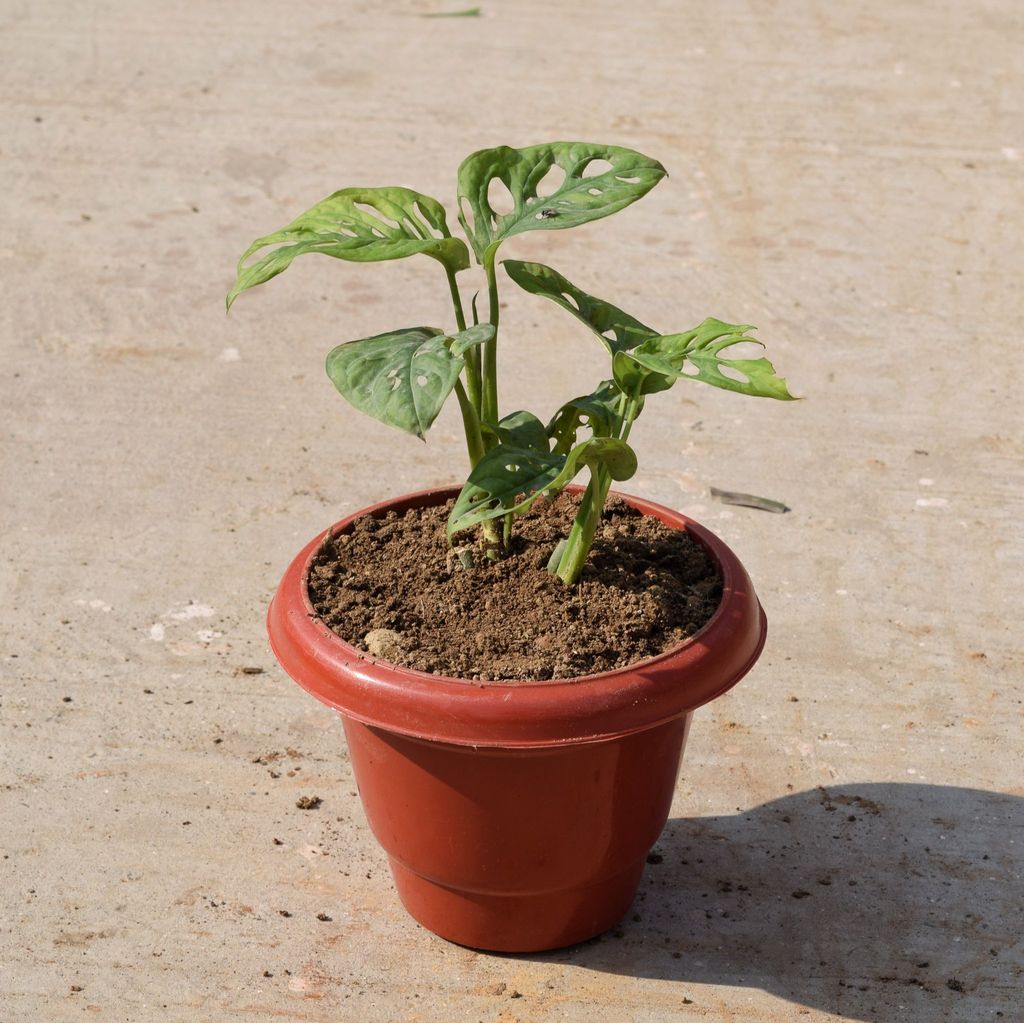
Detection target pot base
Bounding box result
[389,856,644,953]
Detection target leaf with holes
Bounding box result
[447,436,638,536]
[546,380,624,455]
[615,319,796,400]
[503,260,657,355]
[227,187,469,308]
[483,410,550,453]
[670,319,795,400]
[325,325,492,439]
[457,143,666,263]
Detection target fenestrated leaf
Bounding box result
[227,187,470,308]
[546,380,623,454]
[613,319,796,401]
[457,142,666,263]
[669,320,795,400]
[503,260,656,355]
[447,436,637,536]
[325,325,491,439]
[483,410,550,453]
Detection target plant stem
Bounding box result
[453,379,486,467]
[445,268,468,333]
[620,396,640,441]
[481,250,500,432]
[615,390,628,434]
[446,268,482,415]
[554,465,612,585]
[554,393,642,584]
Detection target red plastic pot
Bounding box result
[267,486,766,952]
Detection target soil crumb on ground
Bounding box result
[307,495,721,681]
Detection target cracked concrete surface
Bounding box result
[2,1,1022,1020]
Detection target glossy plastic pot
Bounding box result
[267,486,766,952]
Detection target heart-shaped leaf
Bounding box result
[227,187,470,308]
[503,260,657,355]
[447,436,637,536]
[546,380,623,454]
[613,319,796,401]
[457,142,666,263]
[326,324,493,439]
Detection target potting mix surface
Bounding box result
[308,495,721,681]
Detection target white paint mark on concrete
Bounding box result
[918,478,934,486]
[915,497,948,508]
[166,602,215,621]
[195,629,223,643]
[1002,146,1020,161]
[835,588,848,595]
[149,623,165,641]
[217,346,240,362]
[74,598,112,612]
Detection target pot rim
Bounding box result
[267,484,767,747]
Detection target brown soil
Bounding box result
[307,494,721,682]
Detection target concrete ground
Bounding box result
[2,1,1021,1020]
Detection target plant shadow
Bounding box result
[526,784,1021,1021]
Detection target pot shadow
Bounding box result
[529,784,1022,1021]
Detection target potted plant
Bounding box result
[228,142,794,952]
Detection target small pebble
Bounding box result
[364,628,406,661]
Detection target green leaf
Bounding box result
[325,325,492,439]
[447,436,637,536]
[612,348,679,396]
[484,410,550,453]
[503,260,656,355]
[672,320,795,400]
[227,187,470,308]
[446,322,494,357]
[546,380,622,455]
[613,319,795,401]
[457,142,667,263]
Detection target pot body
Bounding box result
[342,713,692,951]
[267,486,766,952]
